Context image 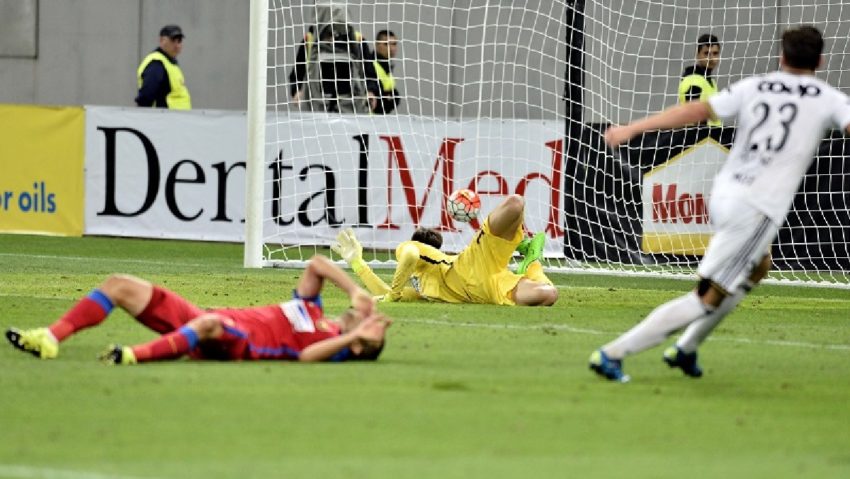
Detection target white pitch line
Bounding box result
[0,464,162,479]
[1,294,847,351]
[403,318,850,351]
[0,253,210,268]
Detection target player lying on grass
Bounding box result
[590,25,850,382]
[5,255,391,364]
[332,194,558,306]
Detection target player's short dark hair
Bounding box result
[411,228,443,249]
[697,33,720,51]
[350,341,385,361]
[376,30,396,41]
[781,25,823,70]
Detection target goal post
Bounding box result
[245,0,850,288]
[244,0,269,268]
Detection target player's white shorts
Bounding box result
[697,196,778,294]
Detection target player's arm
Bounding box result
[298,255,374,317]
[331,229,393,297]
[352,261,393,297]
[386,243,420,302]
[842,111,850,136]
[298,314,391,362]
[605,101,713,147]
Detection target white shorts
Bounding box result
[697,197,777,294]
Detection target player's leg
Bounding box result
[665,253,771,376]
[590,199,776,381]
[486,194,545,274]
[102,313,228,364]
[588,279,723,382]
[516,232,546,275]
[478,194,548,272]
[677,253,771,351]
[486,194,525,240]
[512,278,558,306]
[100,283,211,363]
[5,274,153,359]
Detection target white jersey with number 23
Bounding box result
[707,70,850,224]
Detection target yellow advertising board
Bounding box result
[0,105,85,236]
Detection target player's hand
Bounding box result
[350,288,376,317]
[604,125,633,148]
[353,313,393,342]
[331,228,364,265]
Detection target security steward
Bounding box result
[678,33,720,126]
[367,30,401,115]
[135,24,191,109]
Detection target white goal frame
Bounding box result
[245,0,850,289]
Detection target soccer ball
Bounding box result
[447,189,481,223]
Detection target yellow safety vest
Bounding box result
[137,51,192,110]
[372,60,395,92]
[678,73,719,126]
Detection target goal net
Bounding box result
[245,0,850,288]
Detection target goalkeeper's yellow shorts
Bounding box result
[449,217,524,305]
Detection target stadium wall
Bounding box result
[1,1,849,118]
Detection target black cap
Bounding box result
[159,25,184,39]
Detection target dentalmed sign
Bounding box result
[84,107,248,241]
[84,108,566,255]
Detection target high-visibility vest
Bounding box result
[678,73,719,126]
[137,51,192,110]
[372,60,396,92]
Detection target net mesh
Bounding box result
[252,0,850,287]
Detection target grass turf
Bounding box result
[1,234,849,479]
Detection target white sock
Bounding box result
[603,292,711,358]
[676,281,752,353]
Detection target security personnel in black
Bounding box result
[366,30,402,115]
[678,33,720,126]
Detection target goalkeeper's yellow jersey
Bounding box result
[388,240,469,303]
[352,240,469,303]
[352,219,531,305]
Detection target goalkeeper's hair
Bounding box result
[782,25,823,71]
[411,228,443,249]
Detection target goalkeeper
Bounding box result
[332,194,558,306]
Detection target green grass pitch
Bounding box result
[1,234,848,479]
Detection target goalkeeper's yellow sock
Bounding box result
[524,261,553,286]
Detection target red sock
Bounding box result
[131,327,197,362]
[48,290,114,341]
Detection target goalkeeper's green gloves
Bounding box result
[331,228,367,273]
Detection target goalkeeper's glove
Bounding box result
[331,228,367,273]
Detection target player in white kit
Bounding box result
[590,25,850,382]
